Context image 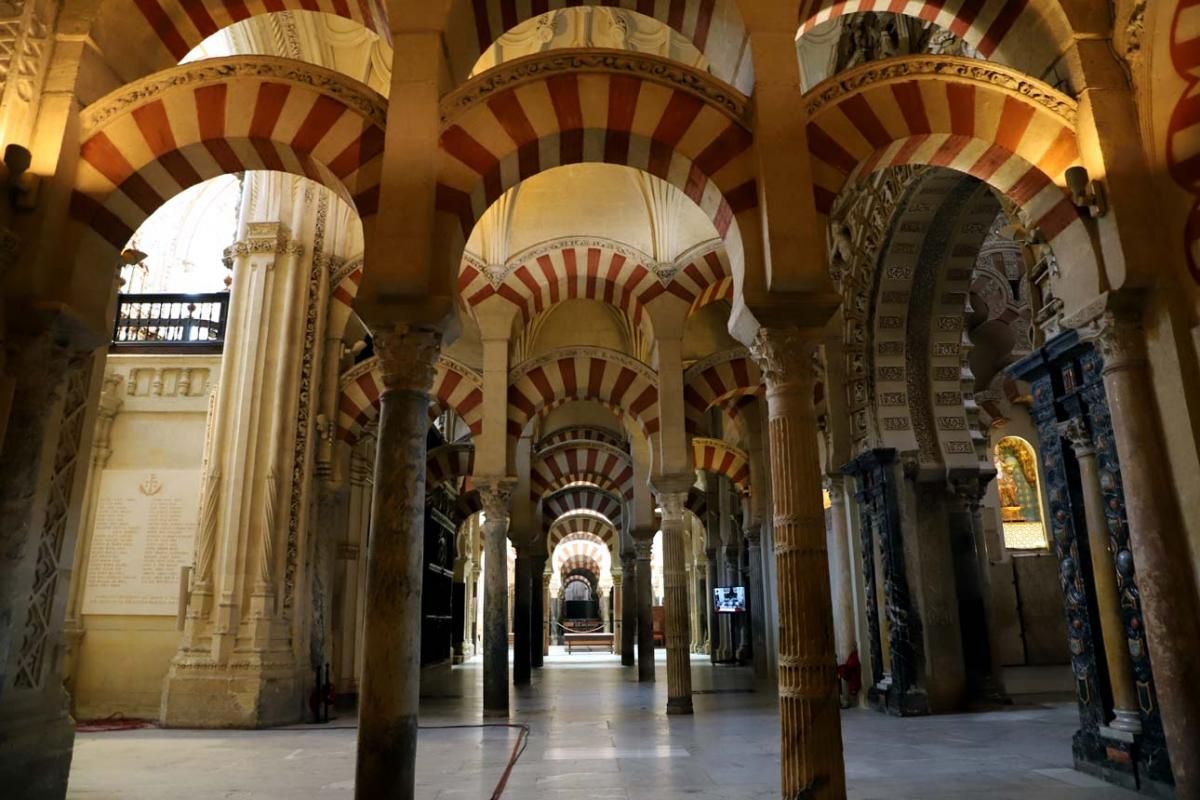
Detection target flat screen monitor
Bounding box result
[713,586,746,613]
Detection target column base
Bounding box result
[0,699,75,800]
[666,697,694,715]
[160,656,302,728]
[867,682,929,717]
[1072,727,1174,797]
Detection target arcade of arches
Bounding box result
[0,2,1198,799]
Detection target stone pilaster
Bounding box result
[750,326,846,799]
[658,489,692,714]
[620,552,637,666]
[479,480,514,715]
[354,324,441,800]
[633,532,655,683]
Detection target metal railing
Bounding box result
[112,292,229,351]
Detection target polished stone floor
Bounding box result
[68,649,1139,799]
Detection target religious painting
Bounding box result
[994,436,1049,550]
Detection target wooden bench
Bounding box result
[564,632,614,654]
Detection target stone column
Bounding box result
[458,557,474,663]
[512,548,532,685]
[750,326,846,799]
[468,564,481,658]
[1094,311,1200,792]
[479,482,514,715]
[612,574,624,654]
[355,325,441,800]
[634,535,655,682]
[686,561,698,652]
[745,524,770,680]
[947,477,1000,702]
[621,553,636,666]
[1058,417,1142,733]
[705,549,721,664]
[542,572,551,657]
[824,477,856,667]
[658,490,693,714]
[599,586,612,632]
[531,556,546,668]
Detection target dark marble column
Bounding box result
[705,549,720,664]
[479,482,514,716]
[530,555,546,669]
[355,326,441,800]
[513,549,532,685]
[948,477,1001,702]
[745,524,769,680]
[658,490,693,715]
[621,552,636,666]
[634,535,655,682]
[751,326,846,799]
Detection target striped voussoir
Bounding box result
[443,0,752,91]
[337,354,485,444]
[547,512,618,554]
[797,0,1061,78]
[542,485,624,531]
[558,551,607,581]
[691,436,750,495]
[684,486,707,519]
[805,55,1083,246]
[671,246,733,315]
[531,440,635,502]
[328,257,364,340]
[132,0,390,62]
[508,348,659,444]
[71,57,386,250]
[683,350,762,434]
[426,442,476,489]
[437,51,756,250]
[536,425,628,452]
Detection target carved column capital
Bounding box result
[656,490,687,523]
[372,324,442,395]
[634,538,653,560]
[744,524,762,547]
[748,325,821,389]
[1094,310,1147,374]
[477,479,516,523]
[1056,416,1095,457]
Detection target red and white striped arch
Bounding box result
[443,0,753,91]
[508,348,659,444]
[558,550,607,581]
[691,436,750,495]
[797,1,1067,80]
[536,425,628,451]
[542,485,624,530]
[683,349,763,434]
[672,246,734,316]
[129,0,390,64]
[328,256,364,340]
[338,354,485,444]
[531,440,635,502]
[684,485,707,519]
[427,442,476,488]
[71,58,385,251]
[437,52,757,286]
[547,512,618,553]
[805,56,1083,247]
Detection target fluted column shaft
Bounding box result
[480,483,514,716]
[513,550,533,685]
[750,326,846,799]
[659,491,693,714]
[621,554,637,666]
[355,327,441,800]
[1058,417,1141,733]
[634,537,655,682]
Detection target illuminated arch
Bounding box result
[691,437,750,495]
[542,485,624,531]
[532,440,635,502]
[547,512,619,553]
[338,354,484,443]
[993,435,1048,550]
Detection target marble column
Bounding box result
[745,524,769,680]
[824,477,856,667]
[459,558,475,662]
[355,326,441,800]
[612,574,624,655]
[599,586,611,632]
[532,565,546,664]
[686,562,698,652]
[948,477,1000,702]
[634,536,655,682]
[659,491,693,715]
[468,564,481,658]
[750,326,846,799]
[730,541,749,664]
[1095,312,1200,792]
[705,549,721,664]
[621,553,637,666]
[513,549,532,685]
[480,482,514,716]
[1058,417,1142,733]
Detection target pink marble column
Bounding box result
[659,490,693,714]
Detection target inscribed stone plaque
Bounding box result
[81,469,201,615]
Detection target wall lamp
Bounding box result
[1065,165,1107,218]
[3,143,39,211]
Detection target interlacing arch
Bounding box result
[436,51,757,292]
[683,349,763,435]
[124,0,390,65]
[442,0,754,92]
[507,348,660,445]
[338,354,484,444]
[547,512,619,553]
[70,57,385,251]
[542,486,624,531]
[531,440,635,502]
[426,443,476,488]
[805,55,1084,249]
[691,436,750,495]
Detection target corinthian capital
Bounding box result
[1095,310,1147,373]
[477,478,516,523]
[1056,416,1094,456]
[656,490,687,523]
[748,325,820,388]
[373,324,442,395]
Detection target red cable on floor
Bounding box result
[76,713,157,732]
[419,723,530,799]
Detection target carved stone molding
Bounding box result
[748,326,820,388]
[80,56,388,134]
[441,49,750,127]
[803,54,1077,126]
[371,325,442,395]
[222,225,305,268]
[509,345,655,384]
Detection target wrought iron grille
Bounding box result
[112,293,229,350]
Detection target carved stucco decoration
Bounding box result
[803,54,1078,126]
[441,50,750,128]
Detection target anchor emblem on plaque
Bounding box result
[139,474,163,497]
